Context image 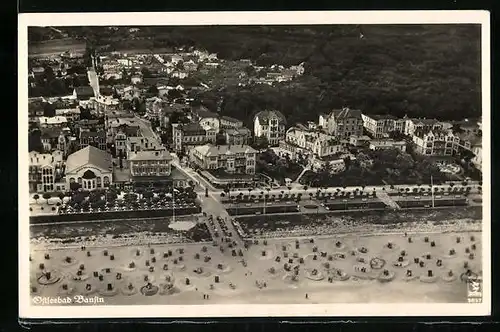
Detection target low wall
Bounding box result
[29,206,202,224]
[226,204,300,216]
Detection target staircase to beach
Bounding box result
[376,191,401,210]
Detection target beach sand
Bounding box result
[29,230,481,305]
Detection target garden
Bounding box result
[256,149,304,186]
[300,148,451,188]
[30,186,201,223]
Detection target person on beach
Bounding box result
[305,293,309,299]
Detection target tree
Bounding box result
[146,85,159,97]
[43,103,56,117]
[70,182,81,191]
[58,193,65,201]
[33,194,39,203]
[252,136,269,150]
[42,193,51,204]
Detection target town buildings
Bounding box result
[128,149,173,184]
[225,128,251,145]
[404,118,443,136]
[280,124,344,160]
[55,108,81,122]
[65,146,113,191]
[38,116,68,129]
[319,107,363,139]
[253,110,287,146]
[73,86,95,101]
[361,114,397,138]
[220,115,243,129]
[369,139,407,152]
[411,129,459,156]
[28,150,65,193]
[190,144,257,175]
[79,130,107,151]
[172,122,213,153]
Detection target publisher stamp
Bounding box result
[467,276,483,303]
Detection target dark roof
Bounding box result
[253,110,286,124]
[180,122,206,134]
[367,114,397,121]
[74,86,95,99]
[82,169,97,179]
[40,128,61,139]
[192,106,218,119]
[221,115,242,123]
[80,130,106,138]
[331,107,362,120]
[411,118,440,126]
[99,87,114,96]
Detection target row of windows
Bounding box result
[42,176,54,184]
[42,168,53,175]
[132,167,170,173]
[69,176,110,184]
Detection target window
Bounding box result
[78,177,82,184]
[103,176,110,187]
[97,177,102,188]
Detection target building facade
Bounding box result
[79,130,107,151]
[190,144,257,175]
[128,149,173,183]
[369,139,407,152]
[319,107,363,139]
[412,129,459,156]
[28,150,64,193]
[404,118,443,136]
[361,114,397,138]
[172,123,212,152]
[220,116,243,129]
[225,128,251,145]
[65,146,113,191]
[281,126,343,160]
[253,110,287,146]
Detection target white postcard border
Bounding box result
[19,10,491,319]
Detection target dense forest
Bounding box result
[31,25,481,122]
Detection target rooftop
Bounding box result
[65,145,113,174]
[194,144,257,157]
[192,106,218,119]
[128,149,172,161]
[178,122,206,134]
[80,130,106,139]
[221,115,242,123]
[40,128,62,139]
[331,107,363,120]
[254,110,287,124]
[225,128,251,136]
[365,114,397,121]
[74,86,95,99]
[38,116,68,124]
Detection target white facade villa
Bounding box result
[253,110,287,146]
[412,129,459,156]
[281,125,343,160]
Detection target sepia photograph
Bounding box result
[18,11,490,319]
